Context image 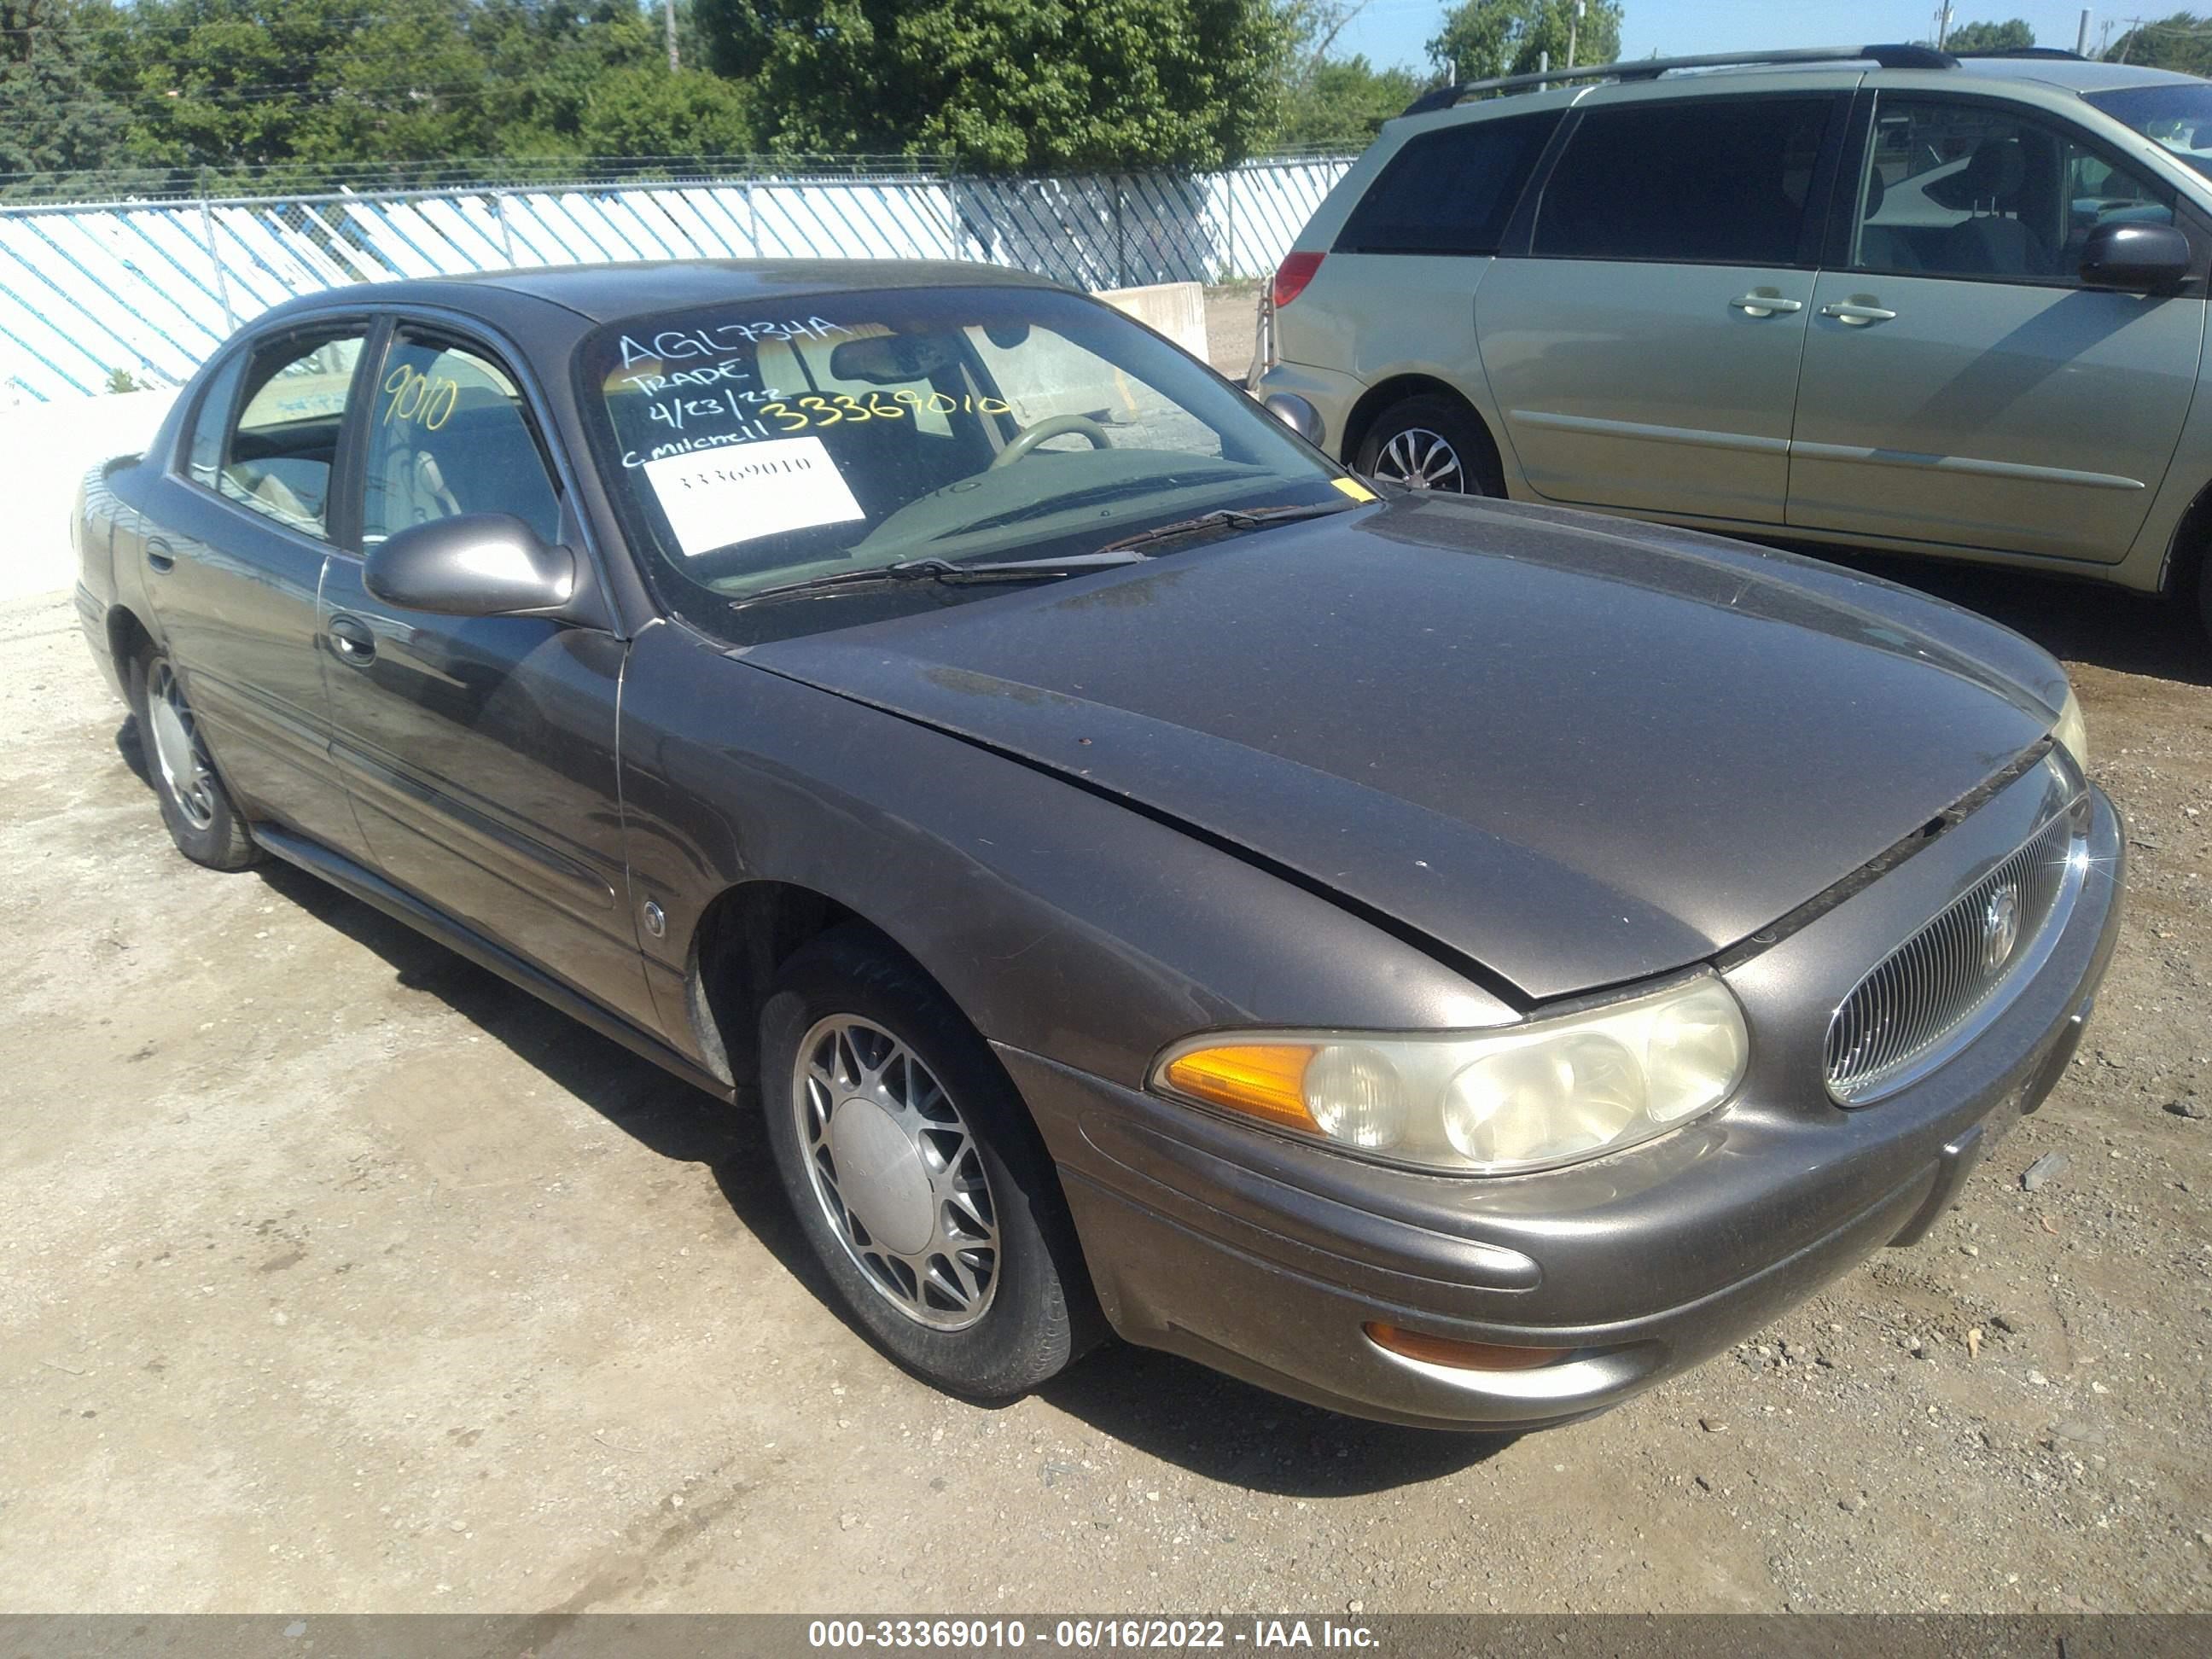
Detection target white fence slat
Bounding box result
[0,158,1355,400]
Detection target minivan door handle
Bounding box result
[1728,292,1804,317]
[326,614,377,666]
[1819,301,1899,325]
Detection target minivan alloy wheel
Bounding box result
[1371,427,1466,492]
[792,1013,1000,1331]
[146,660,218,830]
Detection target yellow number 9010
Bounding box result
[383,364,461,431]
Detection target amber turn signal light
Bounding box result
[1160,1043,1319,1132]
[1364,1322,1565,1372]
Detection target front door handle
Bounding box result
[326,614,377,666]
[1729,292,1804,317]
[145,538,175,573]
[1819,301,1899,325]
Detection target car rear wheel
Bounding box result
[2197,551,2212,645]
[1357,395,1504,497]
[758,926,1097,1398]
[131,649,257,871]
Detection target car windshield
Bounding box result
[583,284,1352,632]
[2087,83,2212,179]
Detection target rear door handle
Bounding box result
[326,614,377,666]
[1819,302,1898,325]
[145,538,175,573]
[1729,293,1804,317]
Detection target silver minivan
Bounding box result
[1252,44,2212,638]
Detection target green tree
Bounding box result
[698,0,1289,171]
[0,0,129,183]
[466,0,731,160]
[2110,12,2212,72]
[1942,18,2034,53]
[577,64,755,155]
[1428,0,1622,84]
[103,0,492,170]
[1277,55,1421,148]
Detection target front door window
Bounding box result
[362,334,562,550]
[1851,96,2176,282]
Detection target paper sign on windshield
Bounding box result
[643,436,864,556]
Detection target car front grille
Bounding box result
[1825,806,2084,1105]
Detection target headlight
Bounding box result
[2052,687,2090,773]
[1152,970,1748,1176]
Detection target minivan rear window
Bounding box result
[1334,112,1562,256]
[1532,96,1834,266]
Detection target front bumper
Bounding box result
[999,771,2124,1430]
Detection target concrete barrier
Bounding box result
[3,387,178,601]
[1098,282,1208,359]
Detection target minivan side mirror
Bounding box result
[2077,220,2192,292]
[364,512,578,618]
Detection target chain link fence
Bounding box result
[0,154,1353,402]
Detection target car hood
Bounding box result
[742,493,2064,1003]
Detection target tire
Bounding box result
[130,648,258,871]
[1355,394,1505,497]
[2197,552,2212,647]
[759,925,1098,1399]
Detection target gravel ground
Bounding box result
[0,306,2206,1613]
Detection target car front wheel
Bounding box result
[758,926,1097,1399]
[1356,395,1504,497]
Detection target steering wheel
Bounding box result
[989,412,1114,469]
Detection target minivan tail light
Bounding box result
[1272,251,1324,310]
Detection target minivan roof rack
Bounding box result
[1400,44,1957,117]
[1952,46,2085,59]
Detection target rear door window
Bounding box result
[1335,112,1562,255]
[218,331,368,540]
[1531,96,1835,265]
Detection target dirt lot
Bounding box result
[2,305,2208,1614]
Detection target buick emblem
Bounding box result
[1981,883,2022,976]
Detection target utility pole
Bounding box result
[1567,0,1583,70]
[665,0,679,72]
[2077,9,2093,55]
[1934,3,1953,49]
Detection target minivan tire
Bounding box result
[1357,395,1505,497]
[758,925,1099,1400]
[131,648,258,871]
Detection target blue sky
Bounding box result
[1336,2,2117,75]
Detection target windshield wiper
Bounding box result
[944,469,1259,538]
[1091,501,1354,557]
[727,552,1144,612]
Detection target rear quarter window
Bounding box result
[1334,112,1563,255]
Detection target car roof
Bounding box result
[1403,49,2207,126]
[1945,55,2207,94]
[275,259,1064,329]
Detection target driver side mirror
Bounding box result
[364,513,579,619]
[2078,220,2192,293]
